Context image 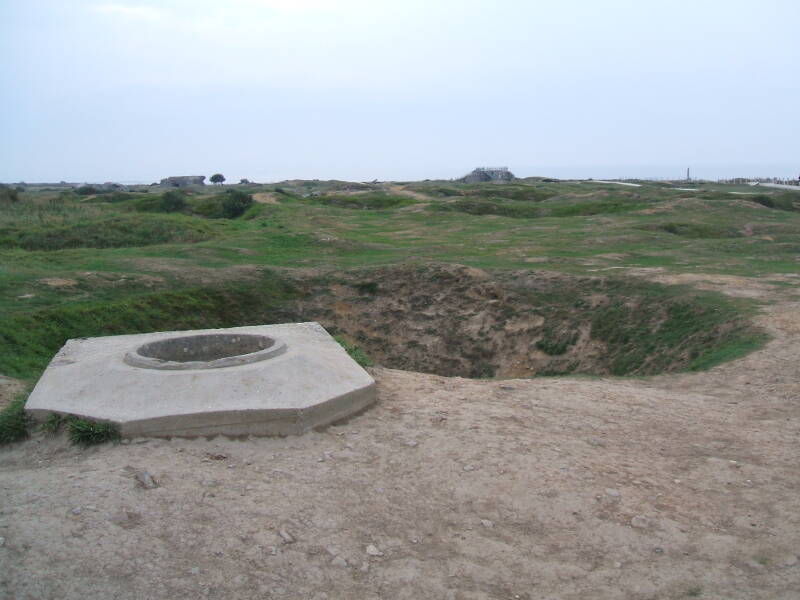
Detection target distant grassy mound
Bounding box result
[641,222,742,238]
[464,186,559,202]
[313,193,413,210]
[0,214,214,250]
[747,193,800,212]
[436,197,644,219]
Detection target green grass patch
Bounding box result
[334,335,374,367]
[436,197,644,219]
[0,271,298,380]
[586,279,765,375]
[314,193,413,210]
[0,392,31,444]
[641,222,741,238]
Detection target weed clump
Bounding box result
[67,417,120,446]
[42,412,65,434]
[0,394,31,444]
[334,335,374,367]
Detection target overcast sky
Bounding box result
[1,0,797,182]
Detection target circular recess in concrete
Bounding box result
[124,333,287,370]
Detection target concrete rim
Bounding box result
[123,333,287,370]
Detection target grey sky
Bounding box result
[1,0,797,182]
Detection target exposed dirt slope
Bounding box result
[292,264,756,378]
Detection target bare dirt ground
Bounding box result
[253,193,280,205]
[1,275,799,599]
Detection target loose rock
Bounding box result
[630,515,650,529]
[365,544,383,556]
[279,529,295,544]
[135,471,158,489]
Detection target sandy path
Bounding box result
[1,278,799,599]
[589,181,642,187]
[253,192,280,205]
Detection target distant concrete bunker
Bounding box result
[25,323,376,438]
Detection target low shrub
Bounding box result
[221,189,254,218]
[0,184,21,204]
[160,190,188,213]
[75,185,98,196]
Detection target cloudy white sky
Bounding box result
[1,0,797,182]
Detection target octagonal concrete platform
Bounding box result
[25,322,376,438]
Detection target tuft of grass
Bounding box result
[0,393,31,444]
[42,412,65,434]
[353,281,379,295]
[67,417,120,446]
[334,335,374,367]
[535,329,579,355]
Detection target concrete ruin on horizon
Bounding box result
[459,167,515,184]
[159,175,206,188]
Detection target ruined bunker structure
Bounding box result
[159,175,206,188]
[25,323,376,438]
[459,167,515,184]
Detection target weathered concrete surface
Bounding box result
[25,323,376,437]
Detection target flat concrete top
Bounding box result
[25,322,376,437]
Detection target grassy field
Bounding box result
[0,179,797,385]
